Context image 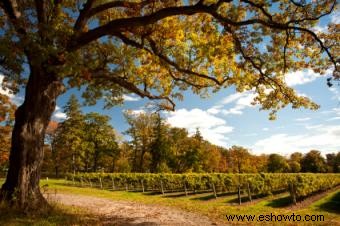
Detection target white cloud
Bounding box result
[312,25,327,34]
[221,105,244,115]
[0,75,14,98]
[329,87,340,102]
[305,124,324,130]
[244,133,258,137]
[295,117,311,122]
[166,108,233,147]
[253,125,340,155]
[124,109,146,115]
[331,9,339,24]
[123,94,140,102]
[54,112,67,120]
[207,105,222,115]
[219,91,257,116]
[52,105,67,121]
[332,108,340,116]
[285,69,323,87]
[326,117,340,122]
[262,128,269,131]
[221,93,244,105]
[0,74,24,106]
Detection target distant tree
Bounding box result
[84,112,119,172]
[150,113,170,173]
[167,127,191,173]
[334,152,340,173]
[114,142,133,173]
[227,146,253,173]
[289,161,301,173]
[124,111,156,172]
[288,152,303,173]
[53,95,86,174]
[252,154,269,173]
[326,152,340,173]
[267,154,289,173]
[0,94,15,171]
[43,121,59,177]
[201,144,223,173]
[301,150,327,173]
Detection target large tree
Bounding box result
[0,0,338,209]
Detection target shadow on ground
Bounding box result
[0,203,161,226]
[316,191,340,214]
[265,196,292,208]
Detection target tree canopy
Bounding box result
[1,0,338,116]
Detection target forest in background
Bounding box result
[1,94,338,177]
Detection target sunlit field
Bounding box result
[0,178,339,225]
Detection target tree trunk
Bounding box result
[0,63,64,210]
[55,166,59,178]
[93,147,99,172]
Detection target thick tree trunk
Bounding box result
[0,63,64,210]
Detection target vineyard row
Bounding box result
[67,173,340,204]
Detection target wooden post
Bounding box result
[111,178,115,191]
[80,177,83,187]
[99,177,103,189]
[125,182,128,191]
[184,183,188,196]
[247,183,252,202]
[89,178,92,188]
[212,183,217,199]
[141,180,145,193]
[238,185,242,205]
[160,180,165,195]
[290,183,297,205]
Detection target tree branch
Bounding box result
[34,0,45,25]
[241,0,272,21]
[68,0,337,78]
[93,70,176,111]
[287,0,336,24]
[87,0,151,18]
[112,32,229,86]
[0,0,26,35]
[68,3,210,50]
[74,0,96,32]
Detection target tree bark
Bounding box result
[0,63,64,210]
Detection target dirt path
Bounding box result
[48,193,220,226]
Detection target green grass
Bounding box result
[1,178,339,225]
[0,202,102,226]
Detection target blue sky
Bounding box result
[0,6,339,157]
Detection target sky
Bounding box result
[0,4,339,157]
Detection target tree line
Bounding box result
[1,94,339,177]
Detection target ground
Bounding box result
[1,179,340,225]
[49,193,217,225]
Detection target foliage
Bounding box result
[0,0,338,117]
[267,154,289,173]
[44,95,120,176]
[301,150,327,173]
[0,94,15,170]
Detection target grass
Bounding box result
[1,178,340,225]
[0,202,102,226]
